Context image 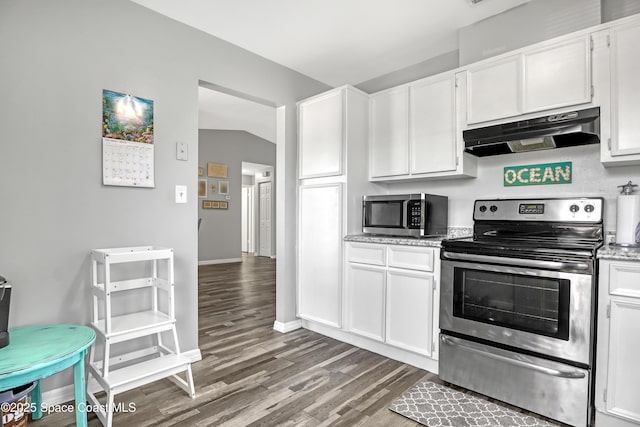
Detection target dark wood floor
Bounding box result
[36,254,430,426]
[36,254,565,426]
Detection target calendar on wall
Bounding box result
[102,89,155,187]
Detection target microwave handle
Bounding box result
[402,201,409,229]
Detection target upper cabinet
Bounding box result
[466,55,521,124]
[369,73,477,182]
[370,86,410,178]
[465,34,592,125]
[602,19,640,166]
[410,74,458,175]
[298,89,344,179]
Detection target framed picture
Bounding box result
[219,180,229,195]
[198,179,207,198]
[219,201,228,209]
[210,182,217,194]
[207,163,227,178]
[202,200,212,209]
[211,201,220,209]
[198,167,204,177]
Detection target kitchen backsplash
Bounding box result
[384,144,640,233]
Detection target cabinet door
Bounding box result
[605,297,640,422]
[410,75,457,174]
[610,23,640,156]
[345,263,386,341]
[386,269,434,356]
[524,35,591,113]
[298,183,343,327]
[370,87,409,178]
[466,56,521,124]
[299,89,344,178]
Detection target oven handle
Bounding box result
[440,335,586,379]
[441,251,590,271]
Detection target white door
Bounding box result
[466,55,521,124]
[298,89,344,178]
[241,186,253,253]
[386,268,434,357]
[346,263,386,342]
[258,181,272,257]
[523,35,591,113]
[297,183,343,327]
[410,75,457,175]
[370,87,409,178]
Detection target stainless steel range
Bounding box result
[439,197,604,427]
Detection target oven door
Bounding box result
[440,254,594,365]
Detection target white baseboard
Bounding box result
[198,258,242,266]
[301,320,439,374]
[273,319,302,333]
[41,349,202,406]
[269,255,276,259]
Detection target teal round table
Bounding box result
[0,324,95,426]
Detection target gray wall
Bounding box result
[198,130,275,261]
[0,0,328,393]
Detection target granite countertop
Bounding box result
[344,227,472,248]
[598,244,640,261]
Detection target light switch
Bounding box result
[175,185,187,203]
[176,142,188,161]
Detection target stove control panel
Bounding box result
[474,198,603,222]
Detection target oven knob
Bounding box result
[479,205,487,213]
[490,205,498,212]
[570,204,580,213]
[584,204,595,213]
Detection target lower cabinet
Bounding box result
[386,269,434,356]
[344,242,439,359]
[595,259,640,426]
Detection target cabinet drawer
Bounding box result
[387,246,434,272]
[347,242,386,266]
[609,262,640,298]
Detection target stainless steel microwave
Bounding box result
[362,194,448,237]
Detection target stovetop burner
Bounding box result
[442,197,604,262]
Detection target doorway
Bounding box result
[258,180,272,257]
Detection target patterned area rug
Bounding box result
[389,381,559,426]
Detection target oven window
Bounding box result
[364,201,403,228]
[453,268,570,340]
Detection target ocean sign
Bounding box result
[504,162,572,186]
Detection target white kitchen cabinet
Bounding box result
[369,86,409,178]
[345,242,439,359]
[297,86,374,329]
[595,259,640,426]
[466,55,521,124]
[602,20,640,166]
[465,34,592,125]
[345,263,386,341]
[386,268,435,357]
[523,36,591,113]
[298,89,344,179]
[410,74,457,175]
[298,183,343,327]
[369,72,477,182]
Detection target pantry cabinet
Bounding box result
[298,89,344,179]
[465,34,592,125]
[602,19,640,166]
[595,259,640,426]
[345,242,439,358]
[297,86,374,329]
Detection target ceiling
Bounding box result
[131,0,531,141]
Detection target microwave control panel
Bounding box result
[408,200,423,228]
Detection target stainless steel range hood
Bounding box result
[463,107,600,157]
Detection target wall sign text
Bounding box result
[504,162,572,187]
